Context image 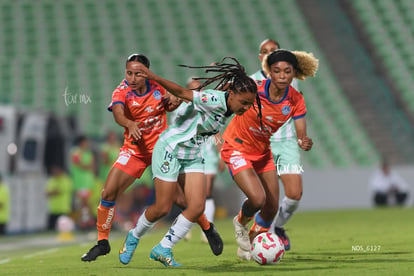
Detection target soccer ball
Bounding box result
[250,232,285,265]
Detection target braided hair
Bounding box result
[179,57,264,129]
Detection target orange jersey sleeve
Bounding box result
[108,79,169,156]
[222,79,306,155]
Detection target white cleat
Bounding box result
[233,216,251,251]
[237,247,251,261]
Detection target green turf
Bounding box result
[1,208,413,275]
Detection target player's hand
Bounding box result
[163,93,183,111]
[298,136,313,151]
[126,120,142,140]
[135,64,156,80]
[169,93,183,106]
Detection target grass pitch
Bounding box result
[1,207,413,275]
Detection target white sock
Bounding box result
[204,198,215,222]
[133,210,155,239]
[160,214,194,249]
[271,197,300,232]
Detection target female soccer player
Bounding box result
[250,39,303,251]
[81,54,179,261]
[181,78,223,243]
[222,49,318,258]
[82,54,218,262]
[119,57,258,267]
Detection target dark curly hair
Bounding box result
[179,57,264,129]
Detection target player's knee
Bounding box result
[174,195,187,209]
[250,193,266,210]
[285,190,302,201]
[187,202,205,218]
[288,193,302,201]
[159,204,174,217]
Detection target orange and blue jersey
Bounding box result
[108,79,168,157]
[222,79,306,155]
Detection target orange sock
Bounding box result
[248,220,270,242]
[96,202,116,241]
[197,213,211,231]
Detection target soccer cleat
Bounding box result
[81,239,111,262]
[149,244,182,267]
[237,247,252,261]
[275,227,290,251]
[119,230,140,264]
[202,222,223,256]
[233,216,250,251]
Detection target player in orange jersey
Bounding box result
[221,49,319,259]
[81,54,183,261]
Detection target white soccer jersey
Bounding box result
[250,70,268,81]
[160,90,231,159]
[250,70,299,141]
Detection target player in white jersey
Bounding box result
[249,39,305,251]
[178,78,223,243]
[119,57,258,267]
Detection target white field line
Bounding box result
[0,258,11,265]
[23,248,59,259]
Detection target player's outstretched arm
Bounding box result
[135,64,193,102]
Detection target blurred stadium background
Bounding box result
[0,0,413,233]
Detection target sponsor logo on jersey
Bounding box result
[116,151,131,165]
[229,152,247,170]
[201,94,209,103]
[257,80,263,86]
[153,90,161,100]
[282,105,291,115]
[131,101,140,106]
[145,106,154,113]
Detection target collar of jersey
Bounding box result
[264,79,289,104]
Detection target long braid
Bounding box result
[179,57,264,129]
[179,57,246,90]
[254,93,264,131]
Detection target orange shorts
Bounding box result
[220,141,275,177]
[113,147,152,178]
